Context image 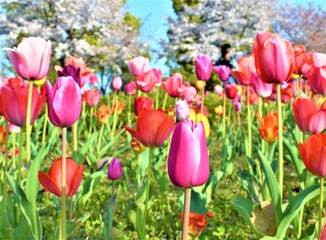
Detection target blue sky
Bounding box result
[125,0,325,75]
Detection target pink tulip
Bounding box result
[5,37,52,80]
[107,158,122,180]
[89,74,99,87]
[307,53,326,95]
[46,77,82,128]
[251,72,273,98]
[8,123,20,133]
[125,81,137,95]
[180,86,197,103]
[214,85,223,96]
[253,32,294,84]
[195,54,212,81]
[292,98,326,134]
[112,76,123,91]
[293,45,308,75]
[213,65,230,82]
[128,56,149,76]
[0,78,46,126]
[168,120,209,188]
[162,73,184,97]
[136,68,161,93]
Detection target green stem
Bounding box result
[128,95,131,126]
[223,93,226,138]
[276,84,283,200]
[200,81,205,120]
[162,92,168,110]
[97,124,104,154]
[26,81,33,163]
[319,178,324,240]
[142,148,154,236]
[60,127,67,240]
[88,107,94,136]
[247,86,252,158]
[111,93,118,139]
[258,97,265,154]
[155,87,159,109]
[72,122,78,152]
[12,133,16,170]
[18,130,23,183]
[69,197,73,221]
[182,188,192,240]
[42,105,48,144]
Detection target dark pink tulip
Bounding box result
[231,55,256,86]
[128,56,149,76]
[112,76,123,91]
[58,65,81,87]
[136,68,161,93]
[292,98,326,134]
[195,54,212,81]
[125,81,137,95]
[213,65,230,82]
[83,90,101,106]
[0,78,46,126]
[293,45,308,75]
[307,53,326,95]
[46,77,82,128]
[89,74,99,87]
[5,37,52,80]
[162,72,184,97]
[64,56,93,88]
[107,158,122,180]
[168,120,209,188]
[253,32,294,84]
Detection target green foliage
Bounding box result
[124,12,141,30]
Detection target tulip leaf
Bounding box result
[230,197,263,237]
[275,184,321,239]
[257,149,282,226]
[103,194,117,240]
[283,138,305,182]
[202,171,224,204]
[79,171,106,204]
[179,188,208,214]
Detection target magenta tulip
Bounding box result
[112,76,123,91]
[168,120,209,188]
[5,37,52,80]
[253,32,294,84]
[195,54,212,81]
[0,78,46,126]
[128,56,149,76]
[125,81,137,95]
[107,158,122,180]
[46,77,82,128]
[213,65,230,82]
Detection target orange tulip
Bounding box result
[124,109,174,148]
[38,158,84,197]
[256,111,284,143]
[95,104,112,124]
[298,134,326,177]
[180,212,214,238]
[111,100,124,114]
[0,124,7,144]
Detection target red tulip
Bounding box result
[231,55,256,86]
[225,84,239,100]
[168,120,209,188]
[0,78,46,126]
[38,158,84,197]
[162,73,184,97]
[134,96,153,116]
[298,134,326,178]
[293,98,326,134]
[5,37,52,80]
[83,90,101,106]
[124,109,174,147]
[195,54,212,81]
[136,68,161,93]
[253,32,294,84]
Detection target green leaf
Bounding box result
[257,150,282,226]
[78,171,106,204]
[103,194,117,240]
[179,188,208,214]
[275,184,321,239]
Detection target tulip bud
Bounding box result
[176,99,190,121]
[112,76,123,91]
[107,158,122,180]
[195,54,212,81]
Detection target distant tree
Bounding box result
[0,0,144,92]
[272,2,326,53]
[161,0,275,85]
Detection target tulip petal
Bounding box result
[309,111,326,134]
[168,122,201,188]
[124,126,146,146]
[38,170,61,197]
[155,116,174,146]
[67,165,84,197]
[5,49,29,80]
